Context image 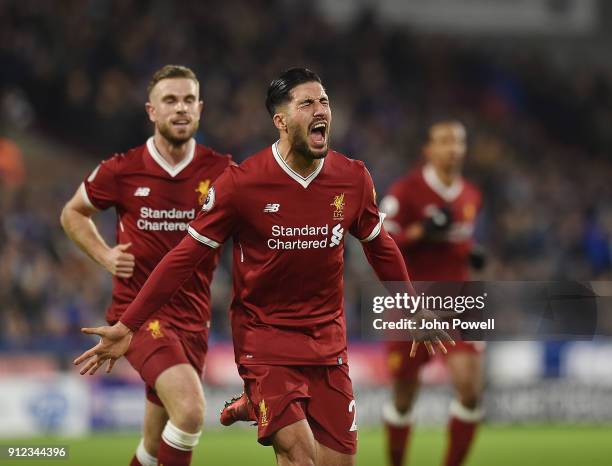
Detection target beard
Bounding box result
[158,120,199,146]
[289,126,329,160]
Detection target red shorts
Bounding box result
[387,340,485,381]
[123,317,209,406]
[239,364,357,455]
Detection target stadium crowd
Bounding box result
[1,0,611,354]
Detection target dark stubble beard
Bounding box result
[158,120,199,146]
[289,126,329,160]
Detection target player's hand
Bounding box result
[468,244,487,270]
[102,242,135,278]
[423,205,453,238]
[73,321,133,375]
[409,309,455,357]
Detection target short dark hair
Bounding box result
[265,68,322,117]
[421,115,465,143]
[147,65,198,96]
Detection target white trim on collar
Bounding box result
[271,141,325,189]
[422,164,463,202]
[146,137,195,177]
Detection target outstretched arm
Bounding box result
[362,230,454,356]
[362,229,411,283]
[74,165,239,375]
[73,234,217,374]
[120,234,214,331]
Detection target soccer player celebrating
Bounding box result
[61,65,231,466]
[379,119,485,466]
[73,68,451,466]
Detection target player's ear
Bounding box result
[273,113,287,132]
[145,102,156,123]
[198,100,204,115]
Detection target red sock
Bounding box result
[158,421,200,466]
[157,439,192,466]
[444,401,482,466]
[385,422,411,466]
[130,455,143,466]
[383,403,413,466]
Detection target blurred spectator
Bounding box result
[0,138,25,188]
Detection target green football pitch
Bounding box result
[2,425,611,465]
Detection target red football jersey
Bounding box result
[82,137,231,331]
[187,143,385,366]
[380,164,482,280]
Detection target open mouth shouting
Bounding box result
[308,119,328,149]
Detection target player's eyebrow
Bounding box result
[162,93,197,101]
[297,95,329,105]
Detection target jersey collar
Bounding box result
[146,137,195,177]
[272,141,325,189]
[422,164,463,202]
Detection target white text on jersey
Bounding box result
[137,207,196,232]
[267,223,344,250]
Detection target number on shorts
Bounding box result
[348,399,358,432]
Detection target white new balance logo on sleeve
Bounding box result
[264,203,280,213]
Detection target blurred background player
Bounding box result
[380,119,485,466]
[60,65,231,466]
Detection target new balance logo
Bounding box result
[134,187,151,197]
[330,223,344,247]
[264,203,280,213]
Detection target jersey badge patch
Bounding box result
[331,193,345,220]
[259,400,269,426]
[147,320,164,339]
[202,186,215,211]
[195,179,211,205]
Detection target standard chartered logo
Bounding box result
[267,223,345,250]
[329,224,344,247]
[136,207,195,232]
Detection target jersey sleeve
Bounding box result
[81,157,120,210]
[120,234,216,331]
[349,164,386,242]
[379,179,419,248]
[187,166,239,248]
